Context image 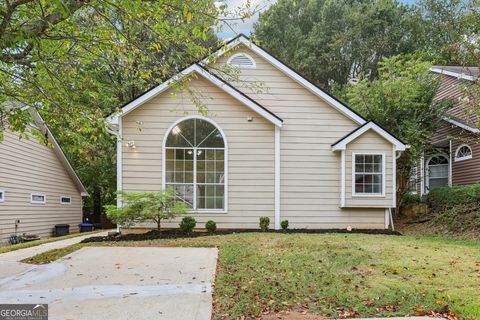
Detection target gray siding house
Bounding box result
[0,108,88,243]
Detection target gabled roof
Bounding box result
[431,66,478,82]
[107,63,283,127]
[27,109,89,196]
[108,34,367,127]
[331,121,408,151]
[206,34,367,125]
[443,117,480,133]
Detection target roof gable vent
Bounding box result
[227,53,256,69]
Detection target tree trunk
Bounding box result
[395,152,413,214]
[157,219,161,232]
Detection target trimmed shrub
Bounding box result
[180,216,196,233]
[259,217,270,232]
[427,184,480,212]
[280,220,289,231]
[205,220,217,233]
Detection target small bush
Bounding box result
[205,220,217,233]
[180,216,196,233]
[259,216,270,232]
[401,193,422,208]
[280,220,289,231]
[427,184,480,212]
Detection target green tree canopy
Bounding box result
[253,0,477,89]
[345,55,452,208]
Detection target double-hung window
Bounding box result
[353,153,384,196]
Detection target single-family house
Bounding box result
[409,66,479,195]
[107,35,408,230]
[0,107,88,243]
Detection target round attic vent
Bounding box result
[227,53,256,69]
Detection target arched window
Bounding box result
[164,117,226,211]
[427,155,449,190]
[455,144,472,161]
[227,53,256,69]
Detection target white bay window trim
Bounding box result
[31,193,47,204]
[352,152,386,197]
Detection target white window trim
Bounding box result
[226,53,257,69]
[161,115,228,214]
[60,195,72,205]
[0,190,4,202]
[351,152,386,197]
[31,193,47,204]
[425,154,450,193]
[454,144,473,162]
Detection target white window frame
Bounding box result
[0,190,5,202]
[30,193,47,204]
[162,115,228,213]
[454,144,473,162]
[226,53,257,69]
[60,195,72,205]
[425,154,450,192]
[352,152,386,197]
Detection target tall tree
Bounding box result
[410,0,479,65]
[253,0,477,89]
[345,55,452,209]
[254,0,416,89]
[0,0,248,221]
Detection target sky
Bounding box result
[216,0,418,39]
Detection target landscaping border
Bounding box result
[81,228,401,243]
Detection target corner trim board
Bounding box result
[340,149,345,207]
[274,126,281,230]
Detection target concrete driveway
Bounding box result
[0,247,218,320]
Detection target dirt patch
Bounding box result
[81,228,402,243]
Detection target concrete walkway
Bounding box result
[0,230,111,263]
[0,246,218,320]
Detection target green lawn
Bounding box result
[24,233,480,319]
[0,231,97,254]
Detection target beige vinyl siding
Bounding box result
[215,45,388,229]
[344,130,394,208]
[0,129,82,243]
[121,76,276,229]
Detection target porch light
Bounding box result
[126,141,136,149]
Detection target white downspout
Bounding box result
[449,140,453,186]
[116,118,123,233]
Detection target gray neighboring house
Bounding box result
[409,66,479,195]
[0,107,88,244]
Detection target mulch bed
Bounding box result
[81,228,401,243]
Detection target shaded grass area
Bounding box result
[0,231,97,254]
[24,233,480,319]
